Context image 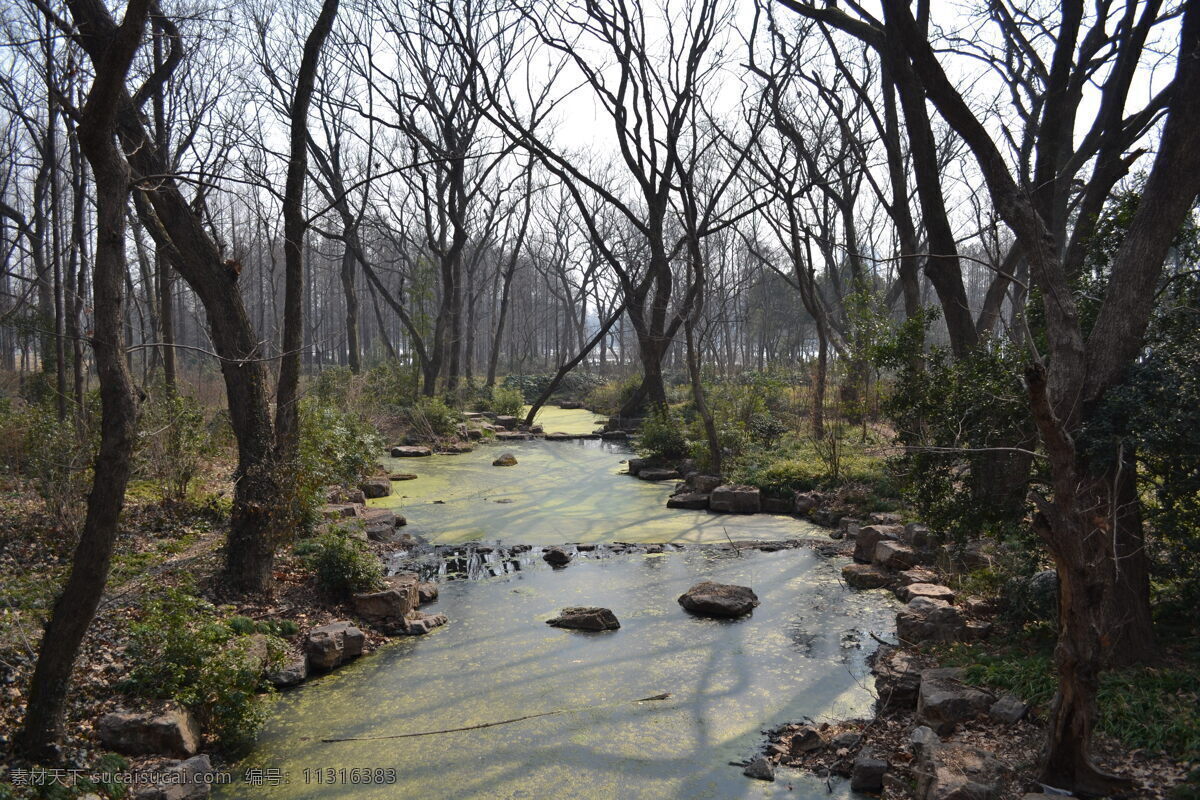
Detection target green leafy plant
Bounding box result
[306,530,384,598]
[638,407,689,461]
[123,588,286,755]
[490,385,525,418]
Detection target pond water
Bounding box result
[370,408,824,545]
[228,548,896,799]
[223,407,896,799]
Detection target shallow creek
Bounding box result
[369,425,823,545]
[224,409,897,799]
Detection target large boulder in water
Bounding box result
[359,478,392,499]
[677,581,759,618]
[492,452,518,467]
[546,607,621,631]
[709,485,761,514]
[305,621,365,671]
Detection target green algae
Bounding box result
[372,437,823,545]
[222,548,896,799]
[524,404,609,436]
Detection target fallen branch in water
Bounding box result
[319,692,672,743]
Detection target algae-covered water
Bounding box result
[226,548,896,799]
[224,407,895,798]
[372,409,822,545]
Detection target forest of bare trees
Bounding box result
[2,0,1198,795]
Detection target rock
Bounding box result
[854,524,902,563]
[559,400,583,409]
[418,582,439,604]
[438,442,474,454]
[546,607,621,631]
[838,516,862,537]
[495,415,519,430]
[495,431,532,441]
[403,611,448,635]
[915,741,1008,800]
[874,539,918,570]
[268,658,308,689]
[666,492,709,510]
[896,597,967,643]
[875,648,924,712]
[910,725,939,757]
[600,430,629,440]
[132,755,216,800]
[328,487,366,504]
[321,503,362,520]
[363,508,399,541]
[390,473,418,481]
[304,621,365,671]
[896,583,956,604]
[988,694,1028,723]
[639,467,682,481]
[917,668,993,735]
[688,474,723,493]
[850,752,888,793]
[677,581,759,618]
[492,453,518,467]
[762,496,794,514]
[793,491,822,514]
[870,511,904,525]
[709,485,761,514]
[842,563,892,590]
[644,543,665,554]
[742,757,775,782]
[358,479,392,499]
[788,725,825,754]
[97,703,201,758]
[903,522,933,548]
[542,547,572,567]
[391,445,432,457]
[830,731,862,750]
[897,567,940,586]
[626,458,652,476]
[353,584,417,628]
[811,508,843,527]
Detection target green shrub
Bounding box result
[123,588,286,755]
[14,401,96,529]
[405,397,462,438]
[313,366,355,405]
[742,458,821,495]
[638,407,689,461]
[501,372,606,404]
[283,398,383,534]
[490,385,525,418]
[138,388,209,503]
[307,530,384,598]
[364,361,419,410]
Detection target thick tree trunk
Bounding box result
[19,0,147,756]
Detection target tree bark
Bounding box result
[19,0,148,757]
[275,0,339,460]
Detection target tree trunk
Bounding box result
[275,0,339,460]
[19,0,147,756]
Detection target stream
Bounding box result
[222,408,897,799]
